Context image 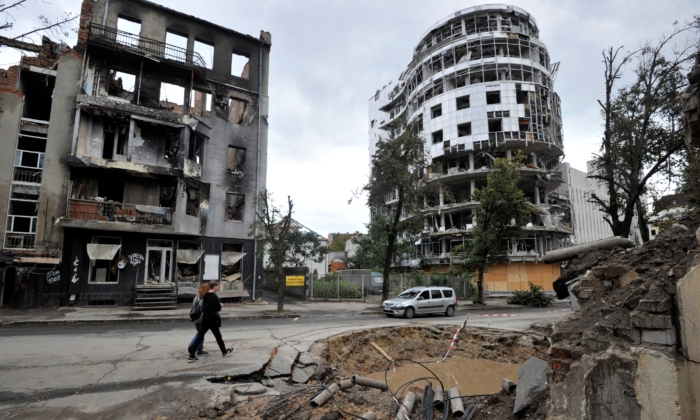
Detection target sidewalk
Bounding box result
[0,298,570,327]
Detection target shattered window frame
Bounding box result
[88,236,122,284]
[430,104,442,119]
[231,50,250,79]
[226,146,246,174]
[220,242,244,285]
[225,192,245,222]
[185,185,200,217]
[176,240,202,285]
[457,122,472,137]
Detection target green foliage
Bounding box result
[453,154,530,304]
[312,277,362,299]
[328,234,352,252]
[348,215,414,271]
[250,190,327,311]
[507,282,555,307]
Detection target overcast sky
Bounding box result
[1,0,697,238]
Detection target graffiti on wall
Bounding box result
[71,256,79,283]
[128,253,144,266]
[46,270,60,284]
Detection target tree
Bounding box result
[358,119,434,301]
[1,0,78,49]
[347,214,415,271]
[328,233,351,252]
[250,190,327,311]
[453,154,530,304]
[589,21,698,242]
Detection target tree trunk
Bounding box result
[382,232,396,302]
[276,269,285,312]
[476,268,485,305]
[636,197,650,243]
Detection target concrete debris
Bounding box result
[502,378,516,394]
[297,352,316,366]
[543,236,634,264]
[266,345,298,378]
[232,383,267,395]
[513,356,547,413]
[290,366,310,384]
[671,223,689,231]
[529,322,554,336]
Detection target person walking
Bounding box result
[188,283,209,356]
[188,281,234,362]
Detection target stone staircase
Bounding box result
[134,284,177,310]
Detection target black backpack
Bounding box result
[189,296,203,322]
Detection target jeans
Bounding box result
[188,323,204,353]
[189,319,227,356]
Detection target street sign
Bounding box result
[285,276,305,287]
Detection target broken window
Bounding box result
[370,120,376,128]
[519,119,530,132]
[488,119,502,132]
[220,243,244,287]
[160,83,186,113]
[228,97,248,124]
[165,30,188,62]
[486,91,500,104]
[88,236,121,283]
[176,241,203,285]
[102,122,128,160]
[227,146,246,174]
[105,70,136,99]
[189,134,205,164]
[456,95,470,110]
[145,239,173,285]
[194,39,215,69]
[457,123,472,137]
[431,104,442,119]
[190,91,211,118]
[116,16,141,48]
[431,130,443,144]
[225,193,245,222]
[231,51,250,78]
[185,186,200,217]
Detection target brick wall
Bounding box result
[75,0,96,55]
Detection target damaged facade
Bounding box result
[368,5,569,291]
[0,0,270,308]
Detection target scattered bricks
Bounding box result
[630,312,673,329]
[642,328,677,346]
[550,360,571,373]
[623,286,647,310]
[619,269,640,287]
[615,327,641,343]
[637,295,673,313]
[549,346,572,360]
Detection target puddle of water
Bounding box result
[367,358,520,396]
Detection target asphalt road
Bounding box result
[0,308,569,419]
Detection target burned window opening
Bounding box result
[165,31,188,60]
[226,146,246,174]
[190,90,211,118]
[221,242,244,286]
[486,91,501,104]
[116,17,141,47]
[229,97,248,124]
[194,40,215,70]
[185,185,200,217]
[431,104,442,119]
[20,71,55,121]
[160,82,186,113]
[177,240,202,285]
[89,236,121,284]
[189,134,205,164]
[225,193,244,222]
[431,130,443,144]
[488,119,502,132]
[231,52,250,77]
[102,122,128,159]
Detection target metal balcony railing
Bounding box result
[13,169,42,184]
[5,233,35,250]
[88,23,207,69]
[67,199,173,226]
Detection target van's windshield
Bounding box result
[398,289,420,299]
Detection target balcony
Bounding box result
[87,23,206,69]
[4,233,36,250]
[66,199,173,225]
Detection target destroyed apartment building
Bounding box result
[368,5,580,291]
[0,0,270,308]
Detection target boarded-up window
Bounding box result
[227,146,246,173]
[225,193,244,222]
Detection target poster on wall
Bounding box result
[203,254,220,280]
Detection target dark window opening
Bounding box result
[431,104,442,119]
[20,71,55,121]
[431,130,443,144]
[370,120,376,128]
[164,131,180,160]
[177,240,202,285]
[9,200,37,216]
[516,90,529,104]
[227,146,246,174]
[225,193,245,222]
[651,229,657,236]
[89,236,121,283]
[221,243,244,283]
[97,178,124,202]
[457,123,472,137]
[456,95,470,110]
[189,134,205,164]
[488,119,502,132]
[102,123,128,159]
[486,91,501,104]
[231,51,250,78]
[519,119,530,132]
[185,186,200,217]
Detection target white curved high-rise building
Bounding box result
[368,5,571,291]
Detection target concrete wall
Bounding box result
[563,163,614,244]
[0,91,23,250]
[35,53,84,255]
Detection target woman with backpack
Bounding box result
[188,281,234,362]
[188,283,210,356]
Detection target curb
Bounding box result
[358,303,571,315]
[0,312,300,328]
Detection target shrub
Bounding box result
[507,282,555,307]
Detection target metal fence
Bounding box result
[385,273,475,299]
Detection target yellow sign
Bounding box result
[286,276,305,287]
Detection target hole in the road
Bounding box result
[207,368,265,384]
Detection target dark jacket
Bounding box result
[201,292,222,325]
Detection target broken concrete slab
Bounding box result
[290,367,309,384]
[641,328,676,346]
[513,357,547,413]
[677,265,700,361]
[615,327,641,343]
[233,383,267,395]
[634,350,681,420]
[297,352,316,366]
[624,286,647,310]
[630,312,673,329]
[529,322,553,336]
[619,269,640,287]
[637,295,673,313]
[502,378,516,394]
[267,345,298,378]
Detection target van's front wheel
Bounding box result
[404,307,415,319]
[445,306,455,317]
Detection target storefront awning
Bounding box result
[221,251,246,266]
[176,249,205,264]
[86,244,121,260]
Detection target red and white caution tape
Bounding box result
[475,308,570,317]
[441,313,469,362]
